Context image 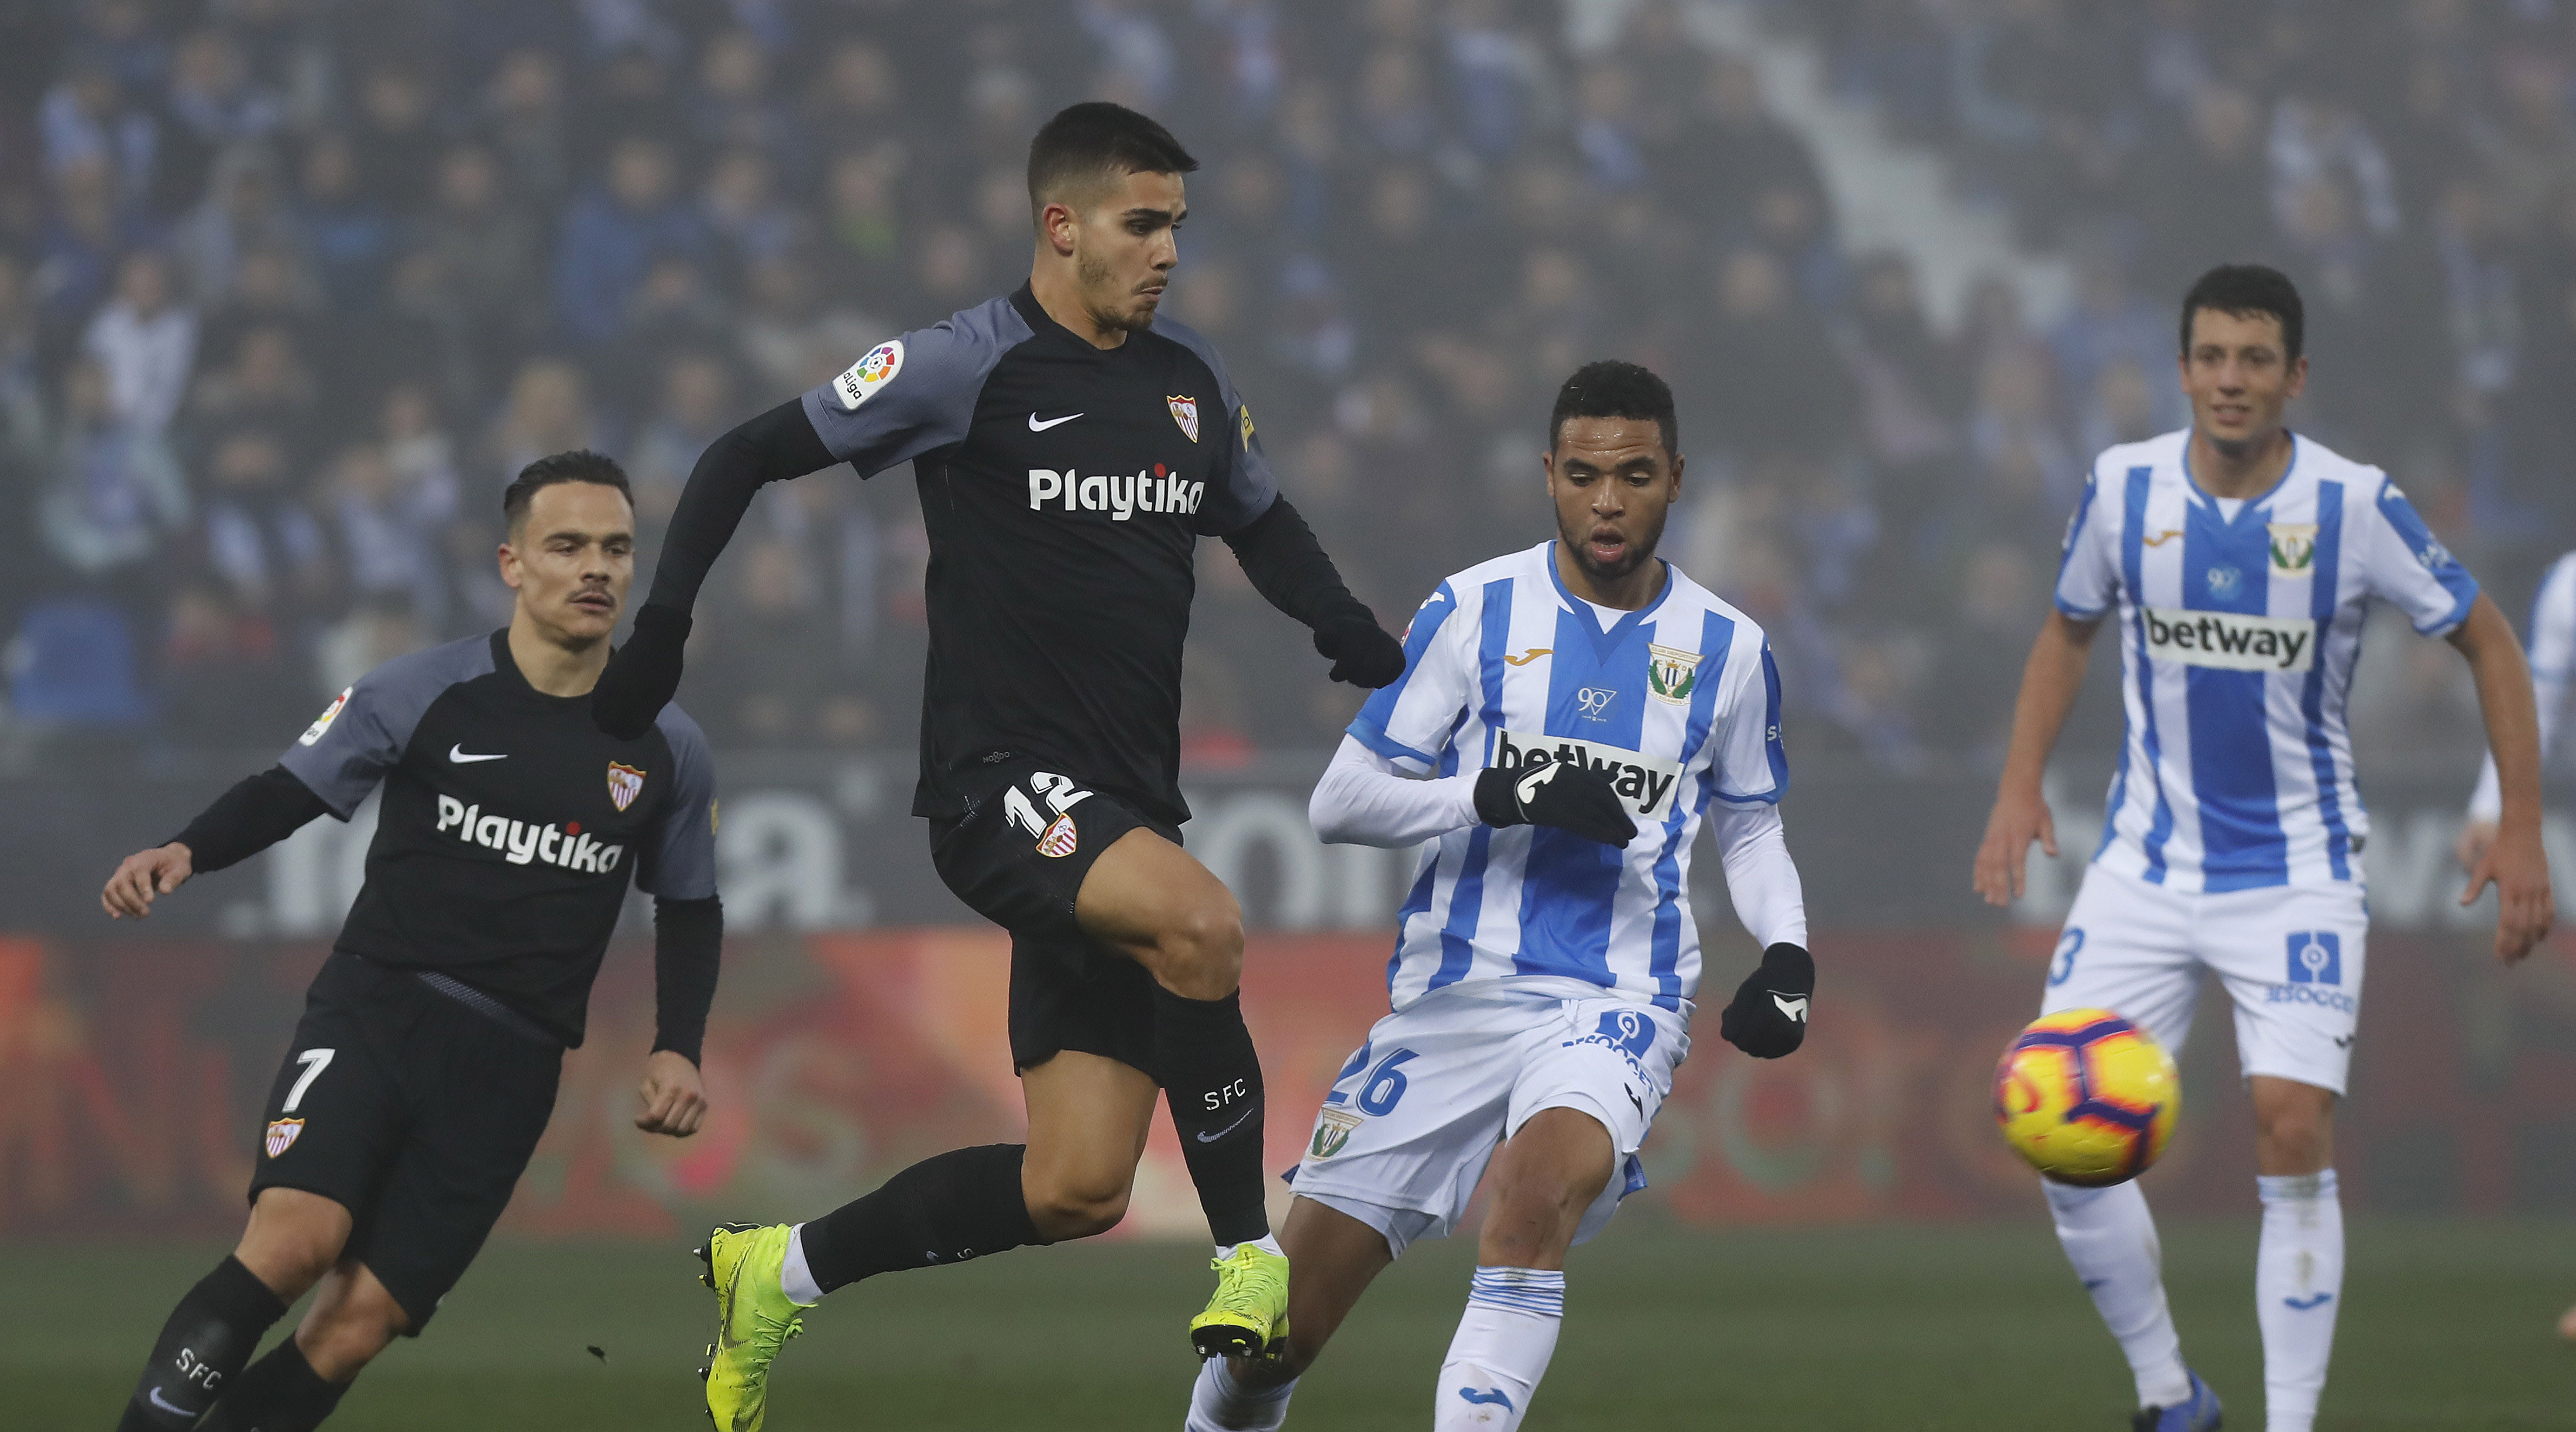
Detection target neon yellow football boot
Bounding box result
[696,1222,809,1432]
[1188,1243,1291,1358]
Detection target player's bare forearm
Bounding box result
[2451,593,2556,960]
[1973,611,2100,905]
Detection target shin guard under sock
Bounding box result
[2255,1170,2344,1432]
[2045,1177,2192,1409]
[798,1143,1040,1294]
[118,1255,287,1431]
[1153,984,1270,1246]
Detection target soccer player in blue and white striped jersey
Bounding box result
[1181,362,1813,1432]
[1976,265,2556,1432]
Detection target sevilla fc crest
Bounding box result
[266,1118,304,1158]
[607,762,645,812]
[1037,813,1079,858]
[1167,394,1200,442]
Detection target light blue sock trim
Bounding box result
[1468,1265,1566,1319]
[2256,1167,2338,1203]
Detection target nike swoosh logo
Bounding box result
[1028,411,1083,431]
[148,1388,198,1416]
[1458,1388,1515,1409]
[2141,529,2184,547]
[1196,1104,1258,1144]
[449,746,507,763]
[718,1254,751,1350]
[1502,647,1553,667]
[1773,994,1809,1022]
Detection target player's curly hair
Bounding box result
[1550,360,1678,455]
[2182,263,2304,361]
[1027,102,1199,215]
[503,449,633,531]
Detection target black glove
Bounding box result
[1313,611,1406,688]
[592,603,692,740]
[1720,943,1813,1059]
[1474,761,1637,847]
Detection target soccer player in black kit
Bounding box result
[587,102,1404,1427]
[99,454,722,1432]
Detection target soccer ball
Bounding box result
[1992,1008,2180,1187]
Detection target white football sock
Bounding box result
[779,1224,824,1306]
[2255,1170,2343,1432]
[1431,1267,1564,1430]
[2045,1179,2192,1409]
[1184,1357,1297,1431]
[1215,1232,1286,1260]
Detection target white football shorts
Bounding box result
[2044,864,2368,1094]
[1287,979,1689,1259]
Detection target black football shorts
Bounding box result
[248,952,561,1333]
[929,760,1176,1079]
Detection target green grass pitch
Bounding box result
[6,1218,2568,1428]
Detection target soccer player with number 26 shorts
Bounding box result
[588,103,1403,1430]
[1973,265,2555,1432]
[1183,362,1813,1432]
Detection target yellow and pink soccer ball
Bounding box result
[1993,1008,2180,1187]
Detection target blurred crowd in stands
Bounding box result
[0,0,2565,778]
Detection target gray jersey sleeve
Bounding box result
[1152,315,1280,536]
[798,296,1032,478]
[276,635,496,817]
[638,703,719,899]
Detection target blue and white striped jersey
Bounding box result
[1349,542,1787,1011]
[2055,429,2479,893]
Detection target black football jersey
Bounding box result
[799,284,1277,827]
[279,630,717,1045]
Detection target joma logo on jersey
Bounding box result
[2141,607,2315,672]
[1491,729,1682,819]
[1027,467,1205,520]
[435,795,624,873]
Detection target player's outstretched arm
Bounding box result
[1309,736,1482,847]
[1973,610,2101,906]
[2450,593,2556,962]
[1220,497,1404,687]
[103,766,332,919]
[1711,803,1815,1057]
[593,401,837,739]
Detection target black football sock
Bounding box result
[118,1255,288,1431]
[197,1338,349,1432]
[798,1143,1041,1294]
[1152,985,1272,1247]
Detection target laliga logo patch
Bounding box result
[1167,394,1200,442]
[265,1118,304,1158]
[1037,813,1079,858]
[606,762,645,812]
[832,339,904,411]
[299,688,352,746]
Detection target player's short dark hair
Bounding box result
[2180,263,2304,362]
[1550,360,1678,455]
[1026,101,1198,215]
[502,449,633,531]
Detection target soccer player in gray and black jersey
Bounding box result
[101,454,722,1432]
[588,102,1403,1428]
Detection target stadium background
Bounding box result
[3,1,2576,1426]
